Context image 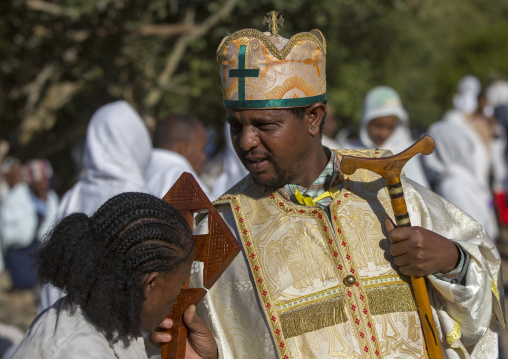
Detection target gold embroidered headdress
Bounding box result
[217,11,326,109]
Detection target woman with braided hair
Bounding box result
[12,192,218,359]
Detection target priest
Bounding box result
[189,12,503,359]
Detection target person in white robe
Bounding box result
[0,155,22,274]
[210,123,249,200]
[145,114,210,198]
[424,76,508,241]
[38,100,152,312]
[350,86,430,188]
[0,159,59,289]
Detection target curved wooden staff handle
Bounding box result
[341,135,442,359]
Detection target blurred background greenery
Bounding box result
[1,0,508,193]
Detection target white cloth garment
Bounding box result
[55,101,151,216]
[0,182,59,251]
[210,123,249,200]
[355,86,430,188]
[38,101,152,312]
[13,298,148,359]
[424,110,500,241]
[145,148,211,198]
[486,80,508,108]
[321,135,341,150]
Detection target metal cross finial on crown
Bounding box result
[263,10,284,35]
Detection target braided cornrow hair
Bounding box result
[36,192,193,343]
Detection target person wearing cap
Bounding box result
[423,77,508,242]
[0,158,59,290]
[164,13,503,359]
[352,86,429,188]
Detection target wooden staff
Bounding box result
[160,172,241,359]
[340,135,442,359]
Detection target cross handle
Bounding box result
[340,135,435,184]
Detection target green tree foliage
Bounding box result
[1,0,507,190]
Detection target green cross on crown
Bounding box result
[229,45,260,101]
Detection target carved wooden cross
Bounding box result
[160,172,241,358]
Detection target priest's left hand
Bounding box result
[385,218,459,276]
[148,305,218,359]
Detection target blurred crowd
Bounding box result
[1,74,508,357]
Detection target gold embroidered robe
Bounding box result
[192,149,503,359]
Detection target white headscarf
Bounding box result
[56,101,152,218]
[357,86,429,188]
[38,100,152,312]
[453,75,481,115]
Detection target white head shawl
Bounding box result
[39,100,152,312]
[453,75,481,115]
[358,86,429,188]
[359,86,411,153]
[57,100,152,217]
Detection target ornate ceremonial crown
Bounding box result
[217,11,326,109]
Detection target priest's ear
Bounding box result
[305,102,326,137]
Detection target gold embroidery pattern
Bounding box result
[224,195,291,359]
[213,149,425,358]
[362,274,409,288]
[216,28,326,62]
[276,279,418,339]
[445,319,467,359]
[490,277,506,328]
[491,277,500,302]
[279,294,347,338]
[446,320,461,346]
[366,284,417,315]
[218,28,326,104]
[266,186,382,358]
[277,285,343,314]
[333,149,392,357]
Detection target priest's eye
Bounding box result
[258,123,275,131]
[230,123,242,132]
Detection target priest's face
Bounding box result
[227,108,321,189]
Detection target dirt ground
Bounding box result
[1,235,508,355]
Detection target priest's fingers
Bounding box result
[183,305,218,359]
[391,251,411,267]
[148,318,173,346]
[157,317,173,330]
[384,218,396,242]
[385,218,430,244]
